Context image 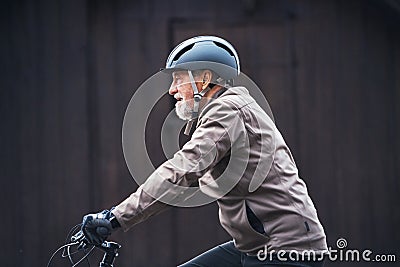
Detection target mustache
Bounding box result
[174,93,183,100]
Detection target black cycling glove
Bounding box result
[81,209,120,245]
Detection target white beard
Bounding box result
[175,99,194,121]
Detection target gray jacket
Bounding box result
[113,86,328,253]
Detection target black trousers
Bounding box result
[178,241,325,267]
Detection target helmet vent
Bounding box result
[173,43,194,62]
[213,41,234,56]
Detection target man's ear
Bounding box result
[202,70,212,90]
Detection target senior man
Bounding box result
[81,36,328,267]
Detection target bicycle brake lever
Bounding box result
[71,230,91,250]
[71,230,85,242]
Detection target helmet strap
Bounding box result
[187,70,212,115]
[184,70,212,135]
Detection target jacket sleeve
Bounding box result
[113,100,246,231]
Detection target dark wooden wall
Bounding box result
[1,0,399,266]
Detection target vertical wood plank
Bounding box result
[16,0,42,265]
[0,1,23,264]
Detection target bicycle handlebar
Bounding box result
[70,230,121,267]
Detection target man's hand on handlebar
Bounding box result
[81,209,120,245]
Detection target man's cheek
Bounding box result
[184,91,193,100]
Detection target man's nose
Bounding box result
[169,83,177,95]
